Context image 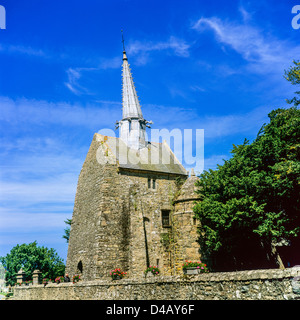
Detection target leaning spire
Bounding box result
[116,31,152,149]
[121,31,143,120]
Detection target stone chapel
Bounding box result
[65,45,201,280]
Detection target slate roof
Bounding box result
[96,133,187,176]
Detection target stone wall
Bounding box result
[12,267,300,300]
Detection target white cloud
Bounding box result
[127,36,191,65]
[128,36,190,57]
[65,67,100,95]
[192,15,300,74]
[65,68,82,95]
[144,102,272,140]
[64,57,121,95]
[143,103,198,128]
[190,85,206,92]
[98,56,121,70]
[0,175,76,204]
[0,209,71,232]
[0,126,83,256]
[0,139,80,250]
[0,152,80,204]
[0,43,47,57]
[0,96,120,129]
[201,105,273,139]
[238,5,252,23]
[0,150,79,254]
[64,36,189,94]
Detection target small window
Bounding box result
[77,261,83,273]
[162,210,170,228]
[152,179,156,189]
[148,178,157,189]
[193,217,197,226]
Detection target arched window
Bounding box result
[77,261,83,273]
[152,179,156,189]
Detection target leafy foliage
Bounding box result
[144,265,160,276]
[194,106,300,270]
[62,218,72,243]
[194,61,300,271]
[0,241,65,286]
[110,268,127,280]
[284,60,300,106]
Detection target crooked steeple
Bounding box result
[116,32,152,149]
[121,50,143,119]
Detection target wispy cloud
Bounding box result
[98,56,121,69]
[0,96,120,129]
[0,171,78,204]
[191,12,300,74]
[127,36,191,65]
[238,5,252,23]
[143,102,273,140]
[128,36,191,57]
[64,57,121,95]
[190,85,206,92]
[0,43,47,57]
[65,68,82,95]
[201,105,272,139]
[64,36,190,94]
[0,135,83,255]
[0,209,71,232]
[0,138,80,256]
[65,67,101,95]
[0,136,83,205]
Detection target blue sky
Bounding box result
[0,0,299,262]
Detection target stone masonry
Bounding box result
[13,267,300,300]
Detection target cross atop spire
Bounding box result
[121,29,126,52]
[121,29,128,61]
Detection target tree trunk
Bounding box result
[271,242,285,270]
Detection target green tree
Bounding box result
[0,241,65,286]
[194,62,300,271]
[62,218,72,243]
[284,60,300,106]
[194,107,300,271]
